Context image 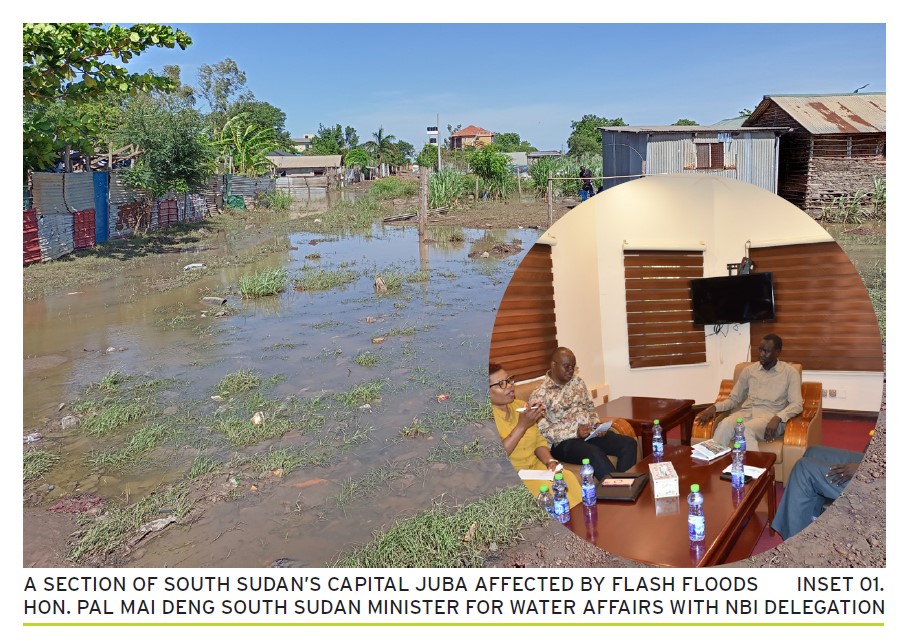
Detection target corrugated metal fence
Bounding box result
[24,173,272,265]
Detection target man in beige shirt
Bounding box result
[695,334,803,451]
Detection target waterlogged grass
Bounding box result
[421,394,493,433]
[333,486,547,568]
[405,270,431,283]
[370,177,418,200]
[87,423,176,472]
[211,413,296,447]
[427,436,500,465]
[294,267,359,291]
[24,449,60,482]
[374,270,404,293]
[68,484,193,563]
[336,379,386,407]
[215,370,261,396]
[81,397,152,436]
[399,417,431,439]
[98,370,130,391]
[187,455,222,479]
[354,351,381,367]
[314,197,388,229]
[246,448,305,475]
[335,461,416,509]
[858,263,886,341]
[312,320,341,329]
[239,267,288,298]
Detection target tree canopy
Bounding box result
[492,132,537,153]
[672,118,699,126]
[23,22,192,171]
[566,114,626,157]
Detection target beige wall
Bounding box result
[543,174,883,412]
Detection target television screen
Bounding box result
[690,272,775,325]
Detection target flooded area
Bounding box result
[23,218,543,567]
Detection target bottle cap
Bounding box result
[554,473,563,480]
[653,419,660,424]
[691,484,700,492]
[582,458,590,465]
[539,485,548,493]
[737,417,744,423]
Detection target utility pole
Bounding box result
[436,113,442,171]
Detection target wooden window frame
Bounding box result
[694,142,725,170]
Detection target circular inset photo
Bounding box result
[488,173,884,567]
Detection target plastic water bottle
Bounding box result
[536,484,555,518]
[731,442,745,489]
[733,417,747,453]
[580,458,596,507]
[687,484,705,542]
[652,419,664,458]
[552,473,570,523]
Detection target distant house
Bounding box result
[599,125,787,193]
[742,93,886,212]
[449,125,494,150]
[266,154,342,177]
[292,135,316,153]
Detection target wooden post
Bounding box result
[547,170,554,228]
[475,176,479,201]
[418,167,428,239]
[517,168,522,200]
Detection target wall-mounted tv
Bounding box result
[690,272,776,325]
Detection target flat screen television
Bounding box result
[690,272,775,325]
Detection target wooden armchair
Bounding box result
[690,361,823,486]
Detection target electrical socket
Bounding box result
[829,388,838,399]
[821,389,828,398]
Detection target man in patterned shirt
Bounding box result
[529,347,637,481]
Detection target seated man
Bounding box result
[771,445,866,540]
[528,347,637,481]
[694,333,802,451]
[489,362,582,507]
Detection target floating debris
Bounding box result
[374,276,388,295]
[24,432,42,443]
[184,263,207,271]
[371,337,386,344]
[251,411,265,425]
[436,394,450,403]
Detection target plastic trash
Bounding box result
[24,432,42,443]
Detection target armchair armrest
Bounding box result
[691,379,735,441]
[782,382,823,448]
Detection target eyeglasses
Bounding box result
[489,375,516,389]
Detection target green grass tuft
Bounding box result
[87,423,176,472]
[354,351,381,367]
[333,486,546,567]
[294,267,359,291]
[24,449,60,482]
[215,369,261,396]
[239,267,288,298]
[336,379,386,407]
[187,455,222,479]
[81,397,152,436]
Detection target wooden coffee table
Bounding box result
[564,445,776,567]
[596,396,695,451]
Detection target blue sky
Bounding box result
[122,23,887,153]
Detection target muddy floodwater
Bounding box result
[24,221,543,567]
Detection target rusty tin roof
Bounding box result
[749,93,886,134]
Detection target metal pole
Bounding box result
[436,113,442,171]
[547,170,553,228]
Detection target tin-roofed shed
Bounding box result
[599,125,787,193]
[743,93,885,212]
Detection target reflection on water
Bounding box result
[23,221,543,567]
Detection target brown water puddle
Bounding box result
[23,222,540,567]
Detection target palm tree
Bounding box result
[363,126,398,173]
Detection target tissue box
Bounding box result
[648,461,679,498]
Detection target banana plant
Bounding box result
[216,114,277,176]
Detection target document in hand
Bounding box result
[691,438,731,461]
[584,420,614,441]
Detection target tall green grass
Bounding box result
[428,169,467,209]
[370,177,418,200]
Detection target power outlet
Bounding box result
[821,389,828,398]
[828,388,837,399]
